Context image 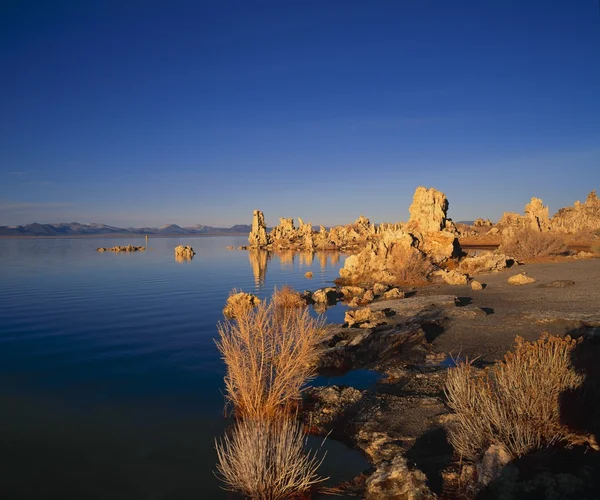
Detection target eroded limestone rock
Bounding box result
[174,245,195,260]
[248,210,270,247]
[508,273,536,285]
[551,190,600,233]
[222,292,261,318]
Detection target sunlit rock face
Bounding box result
[248,210,270,247]
[551,190,600,234]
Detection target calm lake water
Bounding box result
[0,236,368,500]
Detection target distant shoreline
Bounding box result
[0,232,250,240]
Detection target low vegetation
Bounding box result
[385,246,434,285]
[499,227,569,261]
[444,334,586,461]
[217,293,324,419]
[272,285,307,309]
[215,288,327,498]
[215,415,327,500]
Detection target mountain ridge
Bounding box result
[0,222,252,237]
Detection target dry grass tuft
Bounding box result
[499,228,569,261]
[215,415,327,500]
[272,285,306,309]
[216,292,325,419]
[385,246,434,285]
[445,334,585,461]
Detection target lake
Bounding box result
[0,236,368,500]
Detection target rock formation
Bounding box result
[551,190,600,234]
[174,245,195,261]
[497,197,551,235]
[97,245,146,252]
[248,210,270,247]
[406,186,449,234]
[524,197,550,231]
[223,291,261,319]
[339,187,460,284]
[473,218,493,227]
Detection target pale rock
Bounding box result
[223,292,261,318]
[407,186,449,233]
[458,253,511,275]
[471,280,484,291]
[508,273,536,285]
[341,286,366,298]
[174,245,195,260]
[383,288,405,299]
[551,190,600,233]
[477,444,512,487]
[435,269,468,285]
[248,210,270,247]
[362,289,376,303]
[473,218,493,227]
[365,455,433,500]
[345,307,386,328]
[312,287,339,304]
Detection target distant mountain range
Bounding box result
[0,222,252,237]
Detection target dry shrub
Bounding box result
[216,293,325,419]
[592,241,600,255]
[445,334,585,461]
[215,415,327,500]
[499,228,569,261]
[386,246,433,285]
[272,285,306,309]
[223,289,261,319]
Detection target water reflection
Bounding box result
[248,249,347,289]
[248,249,271,286]
[174,254,194,264]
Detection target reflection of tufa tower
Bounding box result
[248,249,269,287]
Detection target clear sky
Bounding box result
[1,0,599,228]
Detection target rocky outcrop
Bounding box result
[365,455,433,500]
[248,210,270,247]
[457,253,513,276]
[222,292,261,318]
[524,197,550,231]
[174,245,195,260]
[97,245,146,252]
[339,229,423,284]
[497,197,551,235]
[551,190,600,234]
[406,186,449,234]
[434,269,468,286]
[473,218,493,227]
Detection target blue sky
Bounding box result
[1,0,599,227]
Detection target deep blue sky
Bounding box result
[1,0,599,227]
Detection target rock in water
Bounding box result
[248,209,270,247]
[96,245,146,252]
[174,245,195,260]
[223,292,261,319]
